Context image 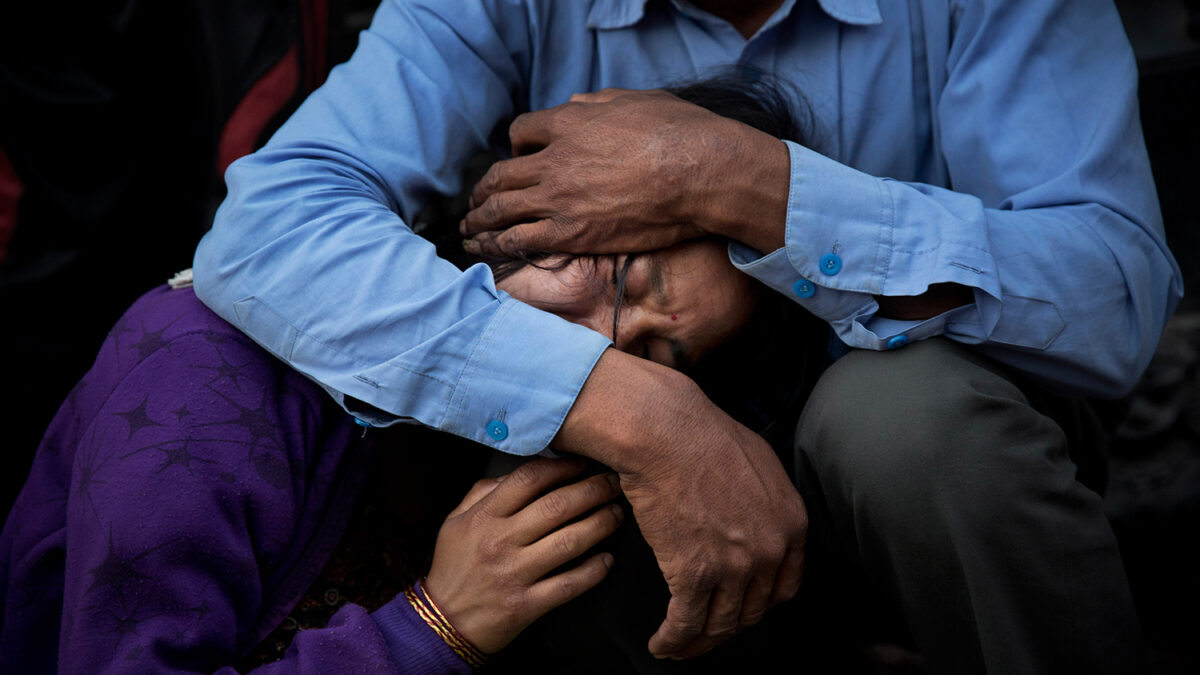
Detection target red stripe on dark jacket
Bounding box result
[0,148,22,264]
[216,46,300,177]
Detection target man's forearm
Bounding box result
[553,348,707,471]
[692,119,790,255]
[553,347,808,659]
[698,124,974,322]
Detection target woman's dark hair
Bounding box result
[666,67,811,145]
[418,68,827,449]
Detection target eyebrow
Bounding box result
[647,254,668,307]
[613,253,688,370]
[646,256,690,369]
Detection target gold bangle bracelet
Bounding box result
[404,579,486,668]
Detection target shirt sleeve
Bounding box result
[731,0,1183,398]
[192,0,611,455]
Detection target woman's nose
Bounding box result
[609,309,650,353]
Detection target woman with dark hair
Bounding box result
[0,74,823,672]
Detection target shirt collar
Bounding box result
[586,0,881,29]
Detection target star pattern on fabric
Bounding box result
[113,313,185,370]
[111,312,139,344]
[65,379,89,416]
[191,344,246,387]
[194,383,285,462]
[112,393,166,438]
[99,595,164,647]
[252,452,292,489]
[120,438,217,476]
[36,468,71,521]
[75,426,116,522]
[129,322,173,364]
[189,599,214,621]
[85,528,152,596]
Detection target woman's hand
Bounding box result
[423,457,623,654]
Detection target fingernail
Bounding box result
[458,219,468,235]
[601,553,614,569]
[605,473,620,490]
[462,239,479,254]
[610,504,624,522]
[494,474,506,483]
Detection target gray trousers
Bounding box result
[493,338,1145,674]
[793,337,1143,674]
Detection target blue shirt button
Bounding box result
[486,419,509,441]
[792,278,816,298]
[887,335,910,350]
[819,253,843,276]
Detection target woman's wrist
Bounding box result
[405,578,487,668]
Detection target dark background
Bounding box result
[1,1,1197,672]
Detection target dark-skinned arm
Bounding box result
[461,88,970,321]
[555,347,809,659]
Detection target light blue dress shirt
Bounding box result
[193,0,1183,455]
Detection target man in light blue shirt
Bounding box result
[194,0,1179,671]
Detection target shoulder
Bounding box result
[88,284,353,477]
[64,284,363,561]
[60,285,358,511]
[87,285,325,416]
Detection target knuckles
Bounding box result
[581,474,615,503]
[549,573,579,604]
[702,624,737,641]
[476,532,508,563]
[478,192,508,225]
[499,587,532,619]
[554,529,579,559]
[479,165,504,194]
[508,461,546,489]
[739,608,767,628]
[536,489,569,521]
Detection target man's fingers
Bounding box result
[462,219,557,257]
[467,155,542,211]
[522,501,623,574]
[736,571,774,629]
[525,551,615,614]
[673,584,745,659]
[510,473,621,543]
[508,108,557,156]
[769,545,806,607]
[461,186,549,236]
[648,592,710,658]
[479,457,587,517]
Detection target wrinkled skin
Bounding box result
[496,242,807,659]
[425,457,624,654]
